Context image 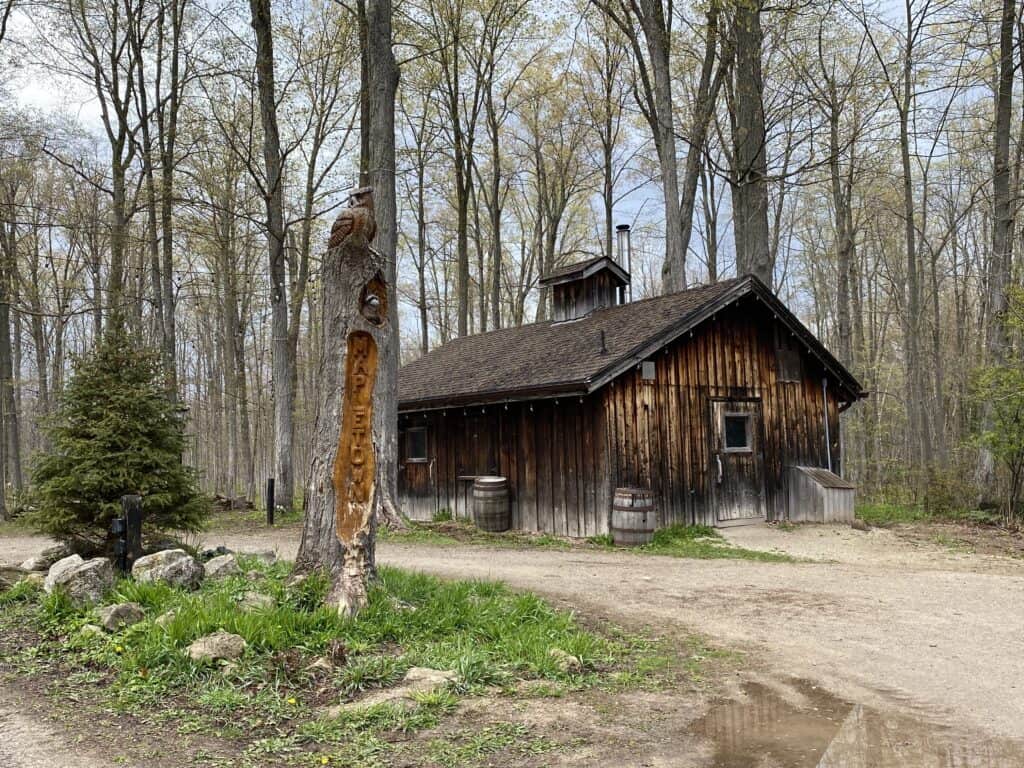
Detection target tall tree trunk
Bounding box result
[977,0,1016,492]
[897,4,932,476]
[364,0,402,531]
[829,96,855,368]
[678,1,728,280]
[731,0,771,284]
[636,0,686,293]
[249,0,294,510]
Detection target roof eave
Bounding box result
[399,380,590,413]
[583,275,865,403]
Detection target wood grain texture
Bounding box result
[334,331,378,545]
[398,297,847,533]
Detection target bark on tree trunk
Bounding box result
[636,0,686,293]
[977,0,1016,494]
[731,0,771,285]
[678,1,728,280]
[364,0,403,531]
[249,0,294,510]
[297,231,392,615]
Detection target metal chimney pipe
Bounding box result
[616,224,632,302]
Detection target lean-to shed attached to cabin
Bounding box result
[397,257,865,535]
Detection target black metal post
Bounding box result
[110,516,127,573]
[266,477,275,526]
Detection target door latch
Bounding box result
[716,454,723,485]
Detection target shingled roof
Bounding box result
[399,275,864,411]
[538,255,630,286]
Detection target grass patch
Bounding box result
[385,520,791,561]
[0,516,37,535]
[380,519,571,551]
[203,506,304,533]
[0,557,678,766]
[589,524,797,563]
[427,722,562,767]
[856,501,1003,528]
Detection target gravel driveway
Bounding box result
[5,522,1024,749]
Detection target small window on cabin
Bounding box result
[723,414,752,452]
[775,326,803,382]
[405,427,428,463]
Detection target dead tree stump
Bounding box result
[297,190,393,616]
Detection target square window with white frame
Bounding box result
[723,413,752,452]
[405,427,428,462]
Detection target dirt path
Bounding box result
[0,684,111,768]
[5,523,1024,748]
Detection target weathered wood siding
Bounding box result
[398,396,612,536]
[399,296,844,533]
[603,296,842,526]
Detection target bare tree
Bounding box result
[248,0,294,510]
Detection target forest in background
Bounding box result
[0,0,1021,520]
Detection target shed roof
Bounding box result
[538,255,630,286]
[399,275,864,411]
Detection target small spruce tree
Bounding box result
[30,328,207,551]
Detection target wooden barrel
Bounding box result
[473,476,511,532]
[611,488,656,546]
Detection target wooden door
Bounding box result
[710,400,767,525]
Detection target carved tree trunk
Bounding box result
[297,231,392,616]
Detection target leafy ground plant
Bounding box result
[0,556,683,767]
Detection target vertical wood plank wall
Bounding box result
[603,298,842,526]
[399,298,844,533]
[398,396,612,536]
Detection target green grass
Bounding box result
[386,520,790,561]
[0,555,670,766]
[856,502,934,526]
[644,524,796,562]
[0,516,36,535]
[380,519,572,551]
[205,506,304,532]
[427,722,562,767]
[856,501,1003,528]
[590,524,797,563]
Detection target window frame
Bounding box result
[405,426,429,463]
[722,412,753,454]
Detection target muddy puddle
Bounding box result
[691,679,1024,767]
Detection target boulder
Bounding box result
[238,548,277,565]
[19,557,48,572]
[548,648,583,674]
[238,591,274,611]
[132,549,203,590]
[324,667,456,717]
[20,544,70,572]
[79,624,105,638]
[43,554,84,593]
[203,554,239,580]
[44,558,113,606]
[187,631,247,663]
[200,545,232,561]
[99,602,145,632]
[0,565,28,591]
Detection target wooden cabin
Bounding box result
[397,259,864,534]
